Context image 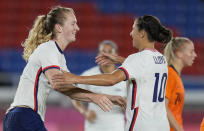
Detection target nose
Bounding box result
[76,24,80,31]
[194,51,197,58]
[130,31,133,37]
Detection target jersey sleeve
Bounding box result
[38,48,61,72]
[119,54,143,81]
[165,71,176,100]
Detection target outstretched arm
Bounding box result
[95,52,126,65]
[52,69,126,87]
[45,69,126,111]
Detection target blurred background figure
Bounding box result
[0,0,203,131]
[71,40,127,131]
[164,37,197,131]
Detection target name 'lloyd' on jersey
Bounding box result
[153,56,166,64]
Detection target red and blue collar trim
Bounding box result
[55,42,63,54]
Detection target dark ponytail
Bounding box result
[137,15,172,44]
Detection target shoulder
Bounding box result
[141,50,164,58]
[125,53,141,62]
[128,53,140,58]
[36,40,59,57]
[31,40,60,63]
[168,66,177,76]
[167,66,180,82]
[124,52,148,67]
[126,51,152,60]
[37,40,56,52]
[122,53,143,70]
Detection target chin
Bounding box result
[187,62,193,67]
[68,38,76,43]
[72,37,76,42]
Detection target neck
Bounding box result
[138,41,154,51]
[171,59,184,75]
[53,37,70,51]
[100,64,116,73]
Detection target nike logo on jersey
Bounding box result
[153,56,166,64]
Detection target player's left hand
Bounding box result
[107,95,126,110]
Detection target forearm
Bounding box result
[75,74,119,86]
[61,88,96,102]
[166,107,182,130]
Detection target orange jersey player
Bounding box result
[166,65,185,131]
[164,37,197,131]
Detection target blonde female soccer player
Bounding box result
[3,6,125,131]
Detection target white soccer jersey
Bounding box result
[119,49,169,131]
[9,40,69,121]
[78,66,127,131]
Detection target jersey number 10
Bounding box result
[152,73,167,102]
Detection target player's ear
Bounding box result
[54,24,63,33]
[139,29,145,38]
[175,50,183,58]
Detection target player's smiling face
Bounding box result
[61,12,80,43]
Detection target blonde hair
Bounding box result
[164,37,192,65]
[22,6,74,61]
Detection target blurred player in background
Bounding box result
[3,6,126,131]
[52,15,172,131]
[164,37,197,131]
[71,40,127,131]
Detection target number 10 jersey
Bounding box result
[119,49,169,131]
